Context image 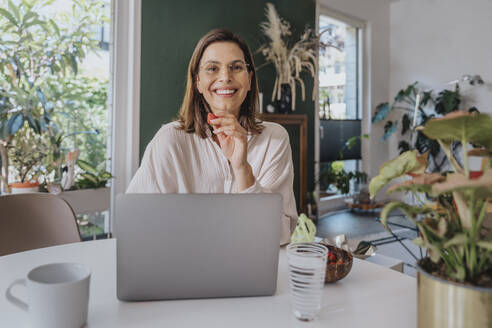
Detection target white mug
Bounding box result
[6,262,91,328]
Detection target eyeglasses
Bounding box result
[199,61,250,77]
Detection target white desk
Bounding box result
[1,239,416,327]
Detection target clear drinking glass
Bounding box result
[286,242,328,321]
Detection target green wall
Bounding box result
[140,0,316,200]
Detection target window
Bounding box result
[318,11,363,201]
[0,0,113,239]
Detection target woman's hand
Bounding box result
[210,112,248,169]
[210,112,255,191]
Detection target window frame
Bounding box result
[315,4,366,214]
[110,0,142,232]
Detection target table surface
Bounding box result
[1,239,416,328]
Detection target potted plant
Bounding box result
[369,111,492,327]
[372,81,482,172]
[7,126,50,193]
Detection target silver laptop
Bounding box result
[115,193,282,301]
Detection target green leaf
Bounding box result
[26,113,40,134]
[419,112,492,150]
[49,19,60,36]
[80,172,99,184]
[22,11,37,24]
[67,53,78,75]
[8,0,20,21]
[380,201,432,231]
[382,121,398,141]
[369,150,427,198]
[435,88,460,115]
[450,266,466,281]
[477,241,492,251]
[0,8,18,26]
[99,171,112,180]
[372,102,391,123]
[7,112,24,135]
[77,159,98,175]
[443,234,468,248]
[401,113,411,135]
[23,19,46,29]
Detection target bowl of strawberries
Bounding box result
[321,243,353,283]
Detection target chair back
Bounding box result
[0,193,81,256]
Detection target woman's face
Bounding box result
[196,42,252,117]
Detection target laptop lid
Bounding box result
[115,193,282,301]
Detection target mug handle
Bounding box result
[5,278,28,312]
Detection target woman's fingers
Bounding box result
[213,125,247,138]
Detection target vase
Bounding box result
[417,260,492,328]
[10,181,39,194]
[276,83,292,114]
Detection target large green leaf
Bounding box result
[369,150,427,198]
[419,111,492,150]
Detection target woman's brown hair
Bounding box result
[176,29,263,138]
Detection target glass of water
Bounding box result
[286,242,328,321]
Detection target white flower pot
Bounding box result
[10,181,39,194]
[59,187,110,215]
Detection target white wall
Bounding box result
[317,0,391,179]
[390,0,492,158]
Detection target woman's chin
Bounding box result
[211,105,240,116]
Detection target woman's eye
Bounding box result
[233,64,244,72]
[206,66,217,72]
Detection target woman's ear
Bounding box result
[247,71,252,91]
[196,76,203,94]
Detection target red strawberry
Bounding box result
[207,113,218,125]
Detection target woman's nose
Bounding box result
[218,67,232,81]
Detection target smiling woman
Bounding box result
[126,29,298,244]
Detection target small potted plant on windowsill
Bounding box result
[7,127,50,194]
[369,111,492,328]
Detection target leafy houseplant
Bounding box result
[75,159,112,190]
[257,2,318,111]
[319,162,367,196]
[370,111,492,326]
[0,0,107,193]
[8,126,50,184]
[372,82,480,172]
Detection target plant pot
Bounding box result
[276,83,292,113]
[59,187,110,215]
[417,261,492,328]
[9,181,39,194]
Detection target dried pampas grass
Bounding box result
[257,3,319,111]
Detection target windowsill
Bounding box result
[319,192,359,216]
